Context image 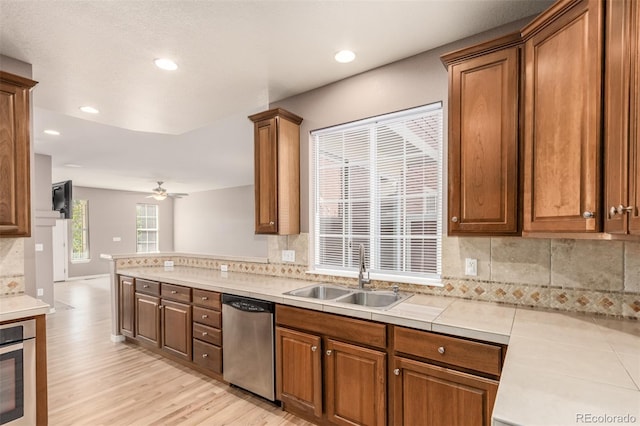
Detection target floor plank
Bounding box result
[47,277,311,426]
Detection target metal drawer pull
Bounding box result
[202,332,208,336]
[394,368,400,376]
[158,305,163,310]
[202,314,208,319]
[143,284,149,288]
[582,211,595,219]
[171,290,177,294]
[326,350,332,356]
[201,296,208,300]
[451,216,458,223]
[202,353,208,358]
[438,346,445,355]
[269,221,275,225]
[311,345,317,352]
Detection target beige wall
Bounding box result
[68,186,175,277]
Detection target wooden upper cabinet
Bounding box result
[604,0,640,236]
[522,0,604,233]
[0,71,37,238]
[442,33,521,236]
[249,108,303,235]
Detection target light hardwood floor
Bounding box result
[47,277,312,426]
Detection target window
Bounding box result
[136,204,159,253]
[311,103,443,285]
[71,199,89,261]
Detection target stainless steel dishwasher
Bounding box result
[222,294,275,401]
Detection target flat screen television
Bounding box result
[52,180,73,219]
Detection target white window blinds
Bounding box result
[312,103,443,283]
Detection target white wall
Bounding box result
[174,185,268,257]
[68,186,174,277]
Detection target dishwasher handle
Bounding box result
[222,294,274,314]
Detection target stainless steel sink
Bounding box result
[284,284,352,300]
[335,290,411,309]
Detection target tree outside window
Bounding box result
[71,200,89,261]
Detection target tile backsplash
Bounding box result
[0,238,26,295]
[115,233,640,319]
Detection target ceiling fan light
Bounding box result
[152,193,167,201]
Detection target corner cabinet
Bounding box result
[604,0,640,236]
[521,0,604,233]
[442,33,521,236]
[249,108,303,235]
[0,71,37,238]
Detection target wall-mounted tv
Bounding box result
[52,180,73,219]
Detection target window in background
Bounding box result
[311,102,443,285]
[71,199,89,261]
[136,204,159,253]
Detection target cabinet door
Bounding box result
[275,327,322,418]
[448,46,520,235]
[522,0,603,233]
[0,73,36,237]
[161,299,192,360]
[393,357,497,426]
[325,339,386,426]
[119,276,135,338]
[629,0,640,235]
[135,293,161,347]
[254,117,278,234]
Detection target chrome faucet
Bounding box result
[358,244,371,289]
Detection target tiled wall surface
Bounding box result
[0,238,25,295]
[115,234,640,319]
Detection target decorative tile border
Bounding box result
[113,255,640,320]
[0,276,25,295]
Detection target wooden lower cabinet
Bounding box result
[161,299,192,360]
[135,292,161,347]
[119,276,135,338]
[393,357,497,426]
[275,327,323,418]
[326,339,386,426]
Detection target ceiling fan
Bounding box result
[146,181,189,201]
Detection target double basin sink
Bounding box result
[284,283,412,310]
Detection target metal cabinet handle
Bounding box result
[451,216,459,223]
[158,305,163,310]
[610,206,619,218]
[202,332,208,336]
[202,314,208,319]
[171,290,177,294]
[269,221,275,225]
[437,346,445,355]
[610,205,634,218]
[582,211,595,219]
[311,346,317,352]
[143,284,149,288]
[326,350,332,356]
[394,368,400,376]
[201,296,208,301]
[202,353,208,358]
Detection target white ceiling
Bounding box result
[0,0,551,195]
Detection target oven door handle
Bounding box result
[0,341,24,355]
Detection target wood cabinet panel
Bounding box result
[631,0,640,234]
[447,42,520,235]
[135,279,160,296]
[325,339,386,426]
[393,357,497,426]
[161,283,191,303]
[254,117,279,234]
[275,326,323,418]
[119,276,135,338]
[276,304,387,349]
[193,306,221,329]
[0,72,37,237]
[193,322,221,346]
[193,339,222,374]
[161,299,192,360]
[394,327,503,377]
[135,293,161,347]
[193,289,221,310]
[522,0,603,233]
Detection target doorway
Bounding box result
[52,219,68,282]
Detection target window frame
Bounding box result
[70,199,90,263]
[309,102,443,286]
[136,203,160,253]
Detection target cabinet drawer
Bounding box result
[161,283,191,303]
[193,306,221,329]
[193,323,221,346]
[394,327,503,376]
[193,289,221,310]
[136,279,160,296]
[193,339,222,374]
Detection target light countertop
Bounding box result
[0,294,50,323]
[116,266,640,426]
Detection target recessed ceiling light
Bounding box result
[63,163,82,168]
[335,50,356,63]
[44,129,60,136]
[79,106,99,114]
[154,58,178,71]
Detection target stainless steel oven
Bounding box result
[0,319,36,425]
